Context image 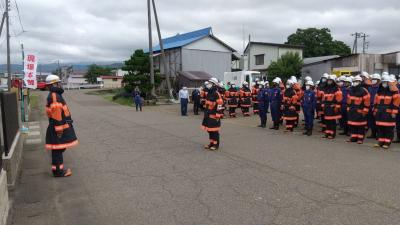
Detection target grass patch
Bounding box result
[29,93,40,109]
[103,94,133,107]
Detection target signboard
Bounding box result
[23,53,38,89]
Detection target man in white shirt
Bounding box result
[179,87,189,116]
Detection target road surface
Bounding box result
[10,90,400,225]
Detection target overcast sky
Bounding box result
[1,0,399,64]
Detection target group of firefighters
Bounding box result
[200,72,400,150]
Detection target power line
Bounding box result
[13,0,23,31]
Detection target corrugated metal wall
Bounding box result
[181,49,231,81]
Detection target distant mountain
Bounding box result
[0,62,124,73]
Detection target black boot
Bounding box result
[307,129,312,136]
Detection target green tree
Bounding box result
[286,28,351,57]
[122,49,161,97]
[85,64,113,83]
[266,52,303,81]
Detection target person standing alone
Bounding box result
[45,75,78,177]
[179,87,189,116]
[133,86,142,112]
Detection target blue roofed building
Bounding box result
[150,27,236,84]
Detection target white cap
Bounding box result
[45,75,61,85]
[272,78,280,84]
[361,71,370,78]
[322,73,329,79]
[344,77,353,83]
[338,76,346,82]
[286,79,294,85]
[275,77,282,83]
[290,76,297,83]
[304,76,312,82]
[328,75,336,80]
[371,73,381,80]
[381,75,391,82]
[209,78,219,85]
[382,72,389,76]
[352,75,362,82]
[389,74,396,82]
[305,80,314,86]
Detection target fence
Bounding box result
[0,92,19,157]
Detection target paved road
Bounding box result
[10,90,400,225]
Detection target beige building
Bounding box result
[242,42,304,74]
[100,76,123,89]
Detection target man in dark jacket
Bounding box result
[257,81,269,128]
[45,75,78,177]
[191,88,201,115]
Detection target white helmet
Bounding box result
[209,78,219,85]
[338,76,346,82]
[304,76,312,82]
[275,77,282,83]
[272,78,280,84]
[243,81,248,86]
[218,81,224,87]
[45,75,61,85]
[371,73,381,80]
[389,74,396,82]
[255,78,260,82]
[305,80,314,86]
[382,72,389,77]
[265,81,269,84]
[361,71,370,79]
[204,81,209,85]
[344,76,353,83]
[290,76,297,83]
[259,81,265,86]
[381,75,391,82]
[352,75,362,82]
[315,81,320,86]
[328,75,336,80]
[286,79,294,86]
[322,73,329,79]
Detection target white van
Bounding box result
[223,71,264,87]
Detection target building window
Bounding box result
[255,54,264,65]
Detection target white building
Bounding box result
[242,42,304,75]
[151,27,236,81]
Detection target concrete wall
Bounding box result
[102,79,122,89]
[2,131,24,188]
[181,49,231,81]
[0,171,9,225]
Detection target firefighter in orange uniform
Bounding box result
[346,76,370,144]
[45,75,78,177]
[322,75,343,139]
[202,78,224,151]
[251,79,260,114]
[282,79,299,132]
[373,75,400,149]
[225,83,239,117]
[239,81,252,116]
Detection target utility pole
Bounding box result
[6,0,11,90]
[351,32,362,54]
[147,0,156,97]
[151,0,173,100]
[360,33,369,54]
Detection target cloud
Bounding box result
[1,0,399,64]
